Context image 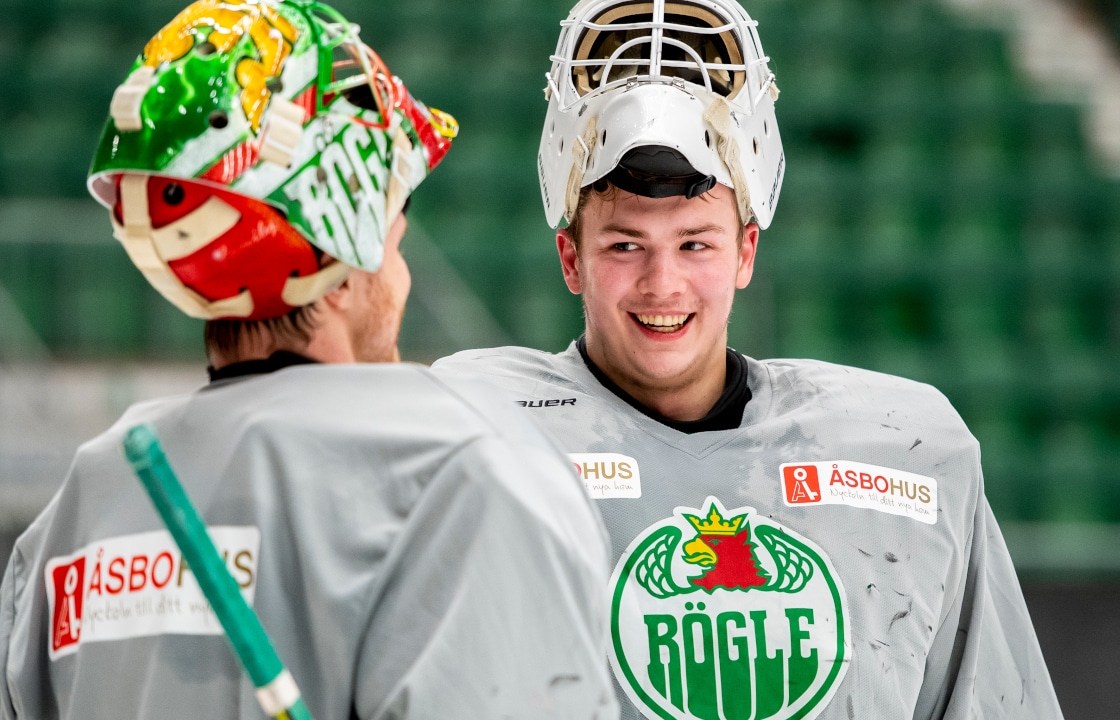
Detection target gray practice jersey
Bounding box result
[1,364,617,720]
[433,344,1063,720]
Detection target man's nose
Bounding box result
[637,250,686,298]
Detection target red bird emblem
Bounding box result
[682,504,769,592]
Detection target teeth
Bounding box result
[636,313,689,331]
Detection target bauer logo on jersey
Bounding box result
[610,497,849,720]
[44,527,259,660]
[781,461,938,525]
[569,453,640,498]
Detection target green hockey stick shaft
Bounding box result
[123,423,313,720]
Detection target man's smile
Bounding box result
[632,313,694,334]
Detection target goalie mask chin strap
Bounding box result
[115,174,255,319]
[604,145,717,200]
[114,174,353,319]
[702,95,753,224]
[563,116,599,225]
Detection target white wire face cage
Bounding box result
[539,0,785,230]
[556,0,768,108]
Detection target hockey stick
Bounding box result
[122,423,314,720]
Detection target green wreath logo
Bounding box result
[610,497,849,720]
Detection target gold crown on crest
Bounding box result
[685,504,745,536]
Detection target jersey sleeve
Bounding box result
[351,433,617,720]
[1,548,22,719]
[915,477,1064,719]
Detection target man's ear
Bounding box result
[557,229,582,294]
[319,273,355,313]
[736,222,760,289]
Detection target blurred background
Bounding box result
[1,0,1118,713]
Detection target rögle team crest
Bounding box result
[610,497,849,720]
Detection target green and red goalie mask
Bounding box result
[87,0,458,320]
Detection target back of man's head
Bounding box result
[86,0,457,363]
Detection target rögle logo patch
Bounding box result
[781,461,938,525]
[44,526,259,660]
[609,496,849,720]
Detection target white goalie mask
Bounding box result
[539,0,784,229]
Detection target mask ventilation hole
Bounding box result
[705,130,711,148]
[208,110,228,129]
[763,120,769,137]
[601,130,607,146]
[196,41,217,57]
[550,121,556,138]
[559,138,565,155]
[162,183,185,206]
[316,167,328,183]
[266,78,284,94]
[348,174,360,193]
[753,137,760,155]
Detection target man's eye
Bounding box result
[681,241,707,251]
[613,242,639,252]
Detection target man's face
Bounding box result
[558,183,757,402]
[346,212,412,363]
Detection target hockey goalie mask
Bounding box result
[87,0,458,320]
[539,0,783,229]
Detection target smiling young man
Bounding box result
[561,182,754,425]
[433,1,1063,719]
[0,3,617,718]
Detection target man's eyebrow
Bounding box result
[679,224,725,237]
[599,223,646,238]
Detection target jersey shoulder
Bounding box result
[22,364,577,549]
[79,364,541,492]
[232,364,578,483]
[759,357,972,438]
[433,345,581,395]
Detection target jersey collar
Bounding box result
[575,335,751,433]
[207,351,319,384]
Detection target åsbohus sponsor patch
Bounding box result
[44,527,259,659]
[780,460,938,525]
[569,453,641,499]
